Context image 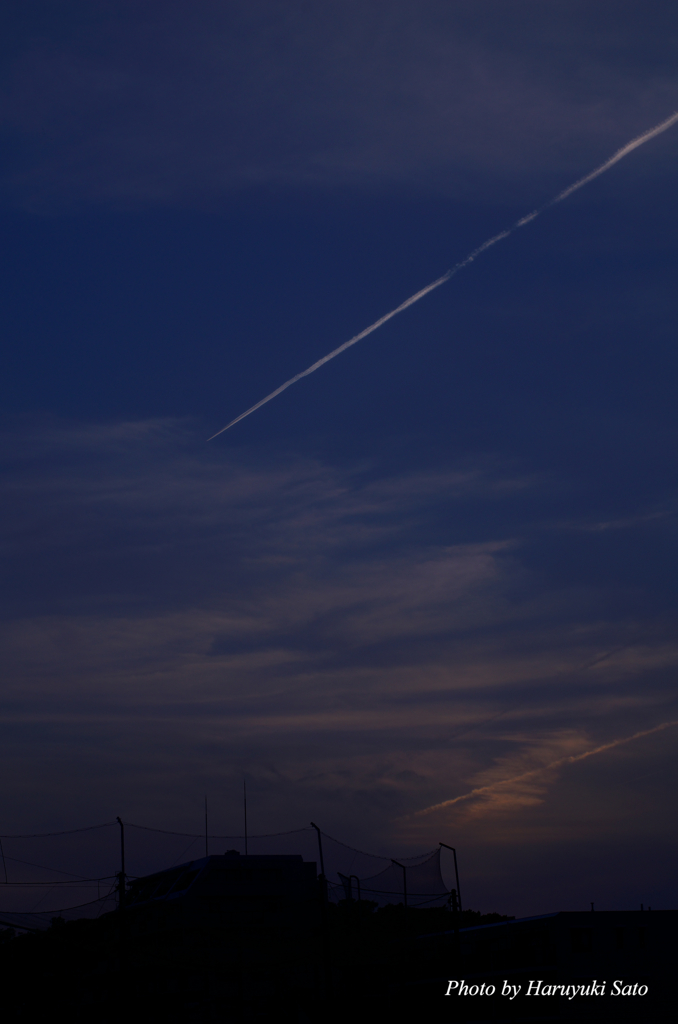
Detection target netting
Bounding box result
[333,848,448,907]
[0,820,454,927]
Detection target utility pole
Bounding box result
[0,839,7,884]
[439,843,462,911]
[204,796,208,858]
[310,822,326,881]
[310,822,332,1002]
[391,860,407,908]
[448,887,461,958]
[115,816,129,989]
[243,780,248,855]
[116,817,125,909]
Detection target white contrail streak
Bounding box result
[208,111,678,440]
[413,718,678,817]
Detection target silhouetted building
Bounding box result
[125,849,318,933]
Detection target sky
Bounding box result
[1,1,678,918]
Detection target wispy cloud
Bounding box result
[3,2,678,209]
[414,719,678,819]
[1,417,677,872]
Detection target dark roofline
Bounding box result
[461,913,559,933]
[127,852,311,886]
[417,908,678,941]
[415,913,557,940]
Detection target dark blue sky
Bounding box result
[1,1,677,916]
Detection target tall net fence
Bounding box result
[334,849,448,908]
[0,820,453,929]
[0,822,120,930]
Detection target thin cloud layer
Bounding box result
[414,719,678,820]
[1,417,676,908]
[2,4,678,920]
[3,1,678,209]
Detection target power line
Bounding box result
[123,821,313,839]
[7,893,117,917]
[0,822,117,839]
[3,855,106,880]
[0,879,114,886]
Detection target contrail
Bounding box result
[208,111,678,440]
[414,718,678,817]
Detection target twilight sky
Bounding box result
[1,1,678,917]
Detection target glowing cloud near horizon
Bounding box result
[413,719,678,818]
[208,111,678,441]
